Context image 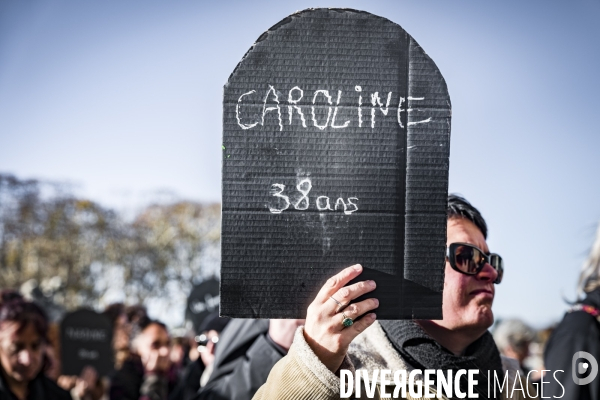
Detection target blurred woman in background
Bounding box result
[0,290,71,400]
[545,223,600,399]
[109,317,176,400]
[493,318,535,374]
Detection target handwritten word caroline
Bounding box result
[236,85,431,131]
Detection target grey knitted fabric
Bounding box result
[380,320,503,400]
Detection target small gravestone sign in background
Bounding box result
[185,278,220,333]
[221,8,451,319]
[60,309,113,376]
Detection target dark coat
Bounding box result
[0,369,71,400]
[194,319,284,400]
[545,288,600,400]
[168,359,204,400]
[110,355,178,400]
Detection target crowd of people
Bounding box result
[0,289,306,400]
[1,194,600,399]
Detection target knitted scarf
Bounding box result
[379,320,503,400]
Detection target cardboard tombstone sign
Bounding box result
[185,278,220,333]
[221,8,451,319]
[60,309,113,376]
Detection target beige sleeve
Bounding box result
[253,327,352,400]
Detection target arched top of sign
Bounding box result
[221,8,451,319]
[60,309,113,376]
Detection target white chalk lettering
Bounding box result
[294,178,312,210]
[334,197,347,212]
[268,181,358,215]
[316,196,333,211]
[345,197,359,215]
[311,90,333,130]
[237,86,432,131]
[355,85,363,127]
[397,96,433,128]
[406,96,432,127]
[370,91,392,128]
[331,90,350,128]
[236,90,259,130]
[269,183,290,214]
[397,96,406,128]
[262,85,283,131]
[288,86,307,127]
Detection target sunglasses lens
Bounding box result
[450,243,504,284]
[489,254,500,269]
[490,254,503,283]
[454,245,483,274]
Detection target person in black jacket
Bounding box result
[194,318,303,400]
[168,312,230,400]
[0,290,71,400]
[545,223,600,400]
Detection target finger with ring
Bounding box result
[337,298,379,329]
[341,312,354,328]
[329,296,348,312]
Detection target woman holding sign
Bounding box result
[252,195,533,400]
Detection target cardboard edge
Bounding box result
[403,36,452,294]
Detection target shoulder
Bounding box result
[220,318,269,342]
[547,307,600,350]
[560,308,598,329]
[212,318,270,367]
[217,318,269,351]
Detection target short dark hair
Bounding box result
[0,291,49,342]
[447,194,488,239]
[131,317,167,342]
[103,302,126,325]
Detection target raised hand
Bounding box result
[303,264,378,372]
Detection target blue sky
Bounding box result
[1,0,599,327]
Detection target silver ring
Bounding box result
[330,296,343,307]
[329,296,348,312]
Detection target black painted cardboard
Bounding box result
[186,278,220,333]
[60,309,113,376]
[221,8,450,319]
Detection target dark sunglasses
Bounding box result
[446,242,504,284]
